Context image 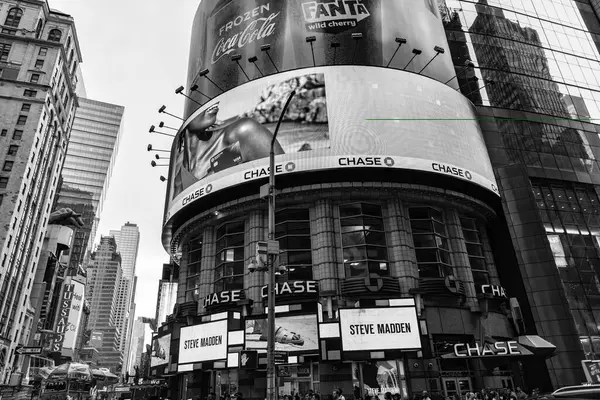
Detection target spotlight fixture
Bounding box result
[189,84,212,100]
[231,54,250,81]
[418,46,445,75]
[248,56,264,77]
[402,48,422,71]
[160,176,167,182]
[159,121,178,131]
[331,42,341,65]
[306,36,317,67]
[260,44,279,73]
[444,59,475,85]
[386,37,407,68]
[157,105,184,121]
[175,85,202,106]
[198,68,224,92]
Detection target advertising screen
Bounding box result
[165,66,498,223]
[339,307,421,352]
[245,314,319,353]
[151,334,172,367]
[184,0,458,118]
[179,319,228,364]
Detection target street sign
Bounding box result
[16,346,43,355]
[273,351,288,365]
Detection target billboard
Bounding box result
[179,319,228,364]
[339,307,421,352]
[52,283,75,352]
[164,66,498,223]
[63,279,85,350]
[245,314,318,353]
[184,0,458,118]
[151,334,171,367]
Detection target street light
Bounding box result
[249,90,296,400]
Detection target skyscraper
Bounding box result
[86,236,123,371]
[109,222,140,373]
[0,1,83,379]
[57,98,124,273]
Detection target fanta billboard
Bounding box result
[184,0,458,118]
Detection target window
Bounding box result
[0,177,7,188]
[1,129,6,137]
[409,207,453,278]
[47,29,62,42]
[38,47,47,56]
[34,59,44,69]
[13,130,22,140]
[460,217,489,286]
[35,20,43,39]
[66,36,71,50]
[4,8,23,28]
[21,104,31,112]
[16,115,27,125]
[23,90,37,98]
[215,221,245,292]
[1,28,16,35]
[30,74,40,83]
[0,43,11,62]
[7,145,18,156]
[68,49,74,64]
[340,202,389,277]
[186,234,203,302]
[275,209,313,281]
[3,161,13,172]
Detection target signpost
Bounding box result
[15,346,43,355]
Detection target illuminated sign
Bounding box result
[203,289,245,308]
[339,307,421,352]
[261,280,318,298]
[479,285,507,299]
[453,341,522,358]
[179,320,228,364]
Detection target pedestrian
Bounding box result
[515,388,526,400]
[333,388,345,400]
[422,392,432,400]
[385,393,393,400]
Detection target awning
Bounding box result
[517,335,556,358]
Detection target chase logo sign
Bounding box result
[302,0,370,33]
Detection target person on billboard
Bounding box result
[175,102,285,194]
[246,318,304,346]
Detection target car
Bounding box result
[549,384,600,399]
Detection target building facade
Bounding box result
[58,97,124,273]
[86,236,124,371]
[109,222,140,373]
[441,0,600,387]
[0,0,82,381]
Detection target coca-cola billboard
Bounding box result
[184,0,458,119]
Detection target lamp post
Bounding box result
[266,90,296,400]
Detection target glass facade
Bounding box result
[441,0,600,383]
[186,234,202,302]
[340,203,389,278]
[215,221,245,292]
[409,207,453,278]
[533,181,600,359]
[275,209,313,281]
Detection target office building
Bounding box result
[86,236,123,371]
[157,0,600,398]
[57,97,124,273]
[0,0,82,381]
[109,222,140,372]
[127,317,154,376]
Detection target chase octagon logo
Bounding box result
[302,0,371,34]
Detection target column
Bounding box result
[311,199,338,296]
[245,210,266,315]
[445,209,478,309]
[385,199,419,294]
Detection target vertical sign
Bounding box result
[52,284,75,352]
[63,280,85,349]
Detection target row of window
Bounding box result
[2,7,62,42]
[185,203,494,300]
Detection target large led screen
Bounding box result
[151,334,171,367]
[164,66,498,223]
[184,0,458,118]
[245,314,319,353]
